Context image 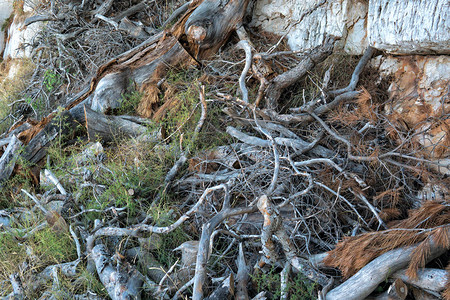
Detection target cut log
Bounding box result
[374,279,407,300]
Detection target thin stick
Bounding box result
[329,47,375,96]
[236,40,252,103]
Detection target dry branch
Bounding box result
[236,243,250,300]
[329,47,375,96]
[0,135,23,186]
[325,228,450,300]
[264,36,335,109]
[193,184,257,300]
[91,244,144,300]
[257,195,329,286]
[392,268,448,293]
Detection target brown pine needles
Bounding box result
[324,201,450,279]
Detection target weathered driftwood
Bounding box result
[325,228,450,300]
[0,135,23,186]
[392,268,448,293]
[91,244,144,300]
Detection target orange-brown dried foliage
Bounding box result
[443,261,450,300]
[324,201,450,279]
[188,152,219,174]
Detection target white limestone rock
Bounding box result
[252,0,449,55]
[368,0,450,54]
[0,0,14,55]
[3,14,42,59]
[251,0,368,54]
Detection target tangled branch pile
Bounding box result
[0,0,448,299]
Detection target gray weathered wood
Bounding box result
[92,244,144,300]
[325,228,450,300]
[0,135,23,186]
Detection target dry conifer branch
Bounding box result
[257,195,329,286]
[264,36,335,109]
[162,1,192,29]
[192,184,257,300]
[325,227,450,300]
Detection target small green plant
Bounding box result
[251,266,317,299]
[25,95,46,115]
[117,90,143,115]
[1,14,14,31]
[43,69,61,92]
[32,227,77,264]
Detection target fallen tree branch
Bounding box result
[236,243,249,300]
[264,36,335,109]
[0,135,22,186]
[91,244,144,300]
[329,47,375,96]
[257,195,329,286]
[392,268,448,293]
[236,40,252,103]
[325,228,450,300]
[193,184,257,300]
